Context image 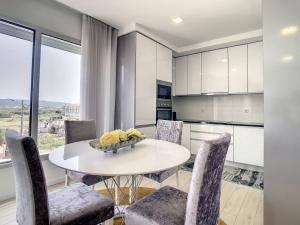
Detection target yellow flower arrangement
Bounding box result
[99,128,143,147]
[118,130,128,141]
[99,132,119,147]
[126,128,143,139]
[110,129,128,142]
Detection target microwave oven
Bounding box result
[157,80,172,100]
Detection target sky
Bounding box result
[0,33,81,104]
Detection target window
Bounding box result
[0,19,81,163]
[0,21,33,162]
[38,35,81,153]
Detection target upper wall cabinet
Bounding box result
[248,42,263,93]
[135,34,157,126]
[228,45,248,93]
[175,56,188,95]
[202,49,228,93]
[157,43,172,82]
[187,53,202,95]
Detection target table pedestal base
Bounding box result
[98,183,156,225]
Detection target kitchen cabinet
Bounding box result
[175,56,188,95]
[234,126,264,166]
[187,53,202,95]
[182,123,264,165]
[157,43,172,82]
[229,45,248,93]
[182,123,191,150]
[248,42,263,93]
[135,34,157,126]
[172,60,176,96]
[190,138,234,161]
[138,125,156,139]
[189,124,234,161]
[202,49,229,93]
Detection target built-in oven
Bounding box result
[157,80,172,100]
[156,80,172,121]
[156,103,172,121]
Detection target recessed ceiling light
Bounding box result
[221,58,228,63]
[231,68,237,72]
[172,17,183,24]
[281,55,294,62]
[281,25,298,36]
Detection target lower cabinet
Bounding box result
[189,124,234,161]
[226,145,234,161]
[190,135,234,161]
[182,123,264,166]
[234,126,264,167]
[138,125,156,139]
[182,123,191,150]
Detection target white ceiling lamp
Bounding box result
[172,17,183,24]
[221,58,228,63]
[281,55,294,62]
[281,25,298,36]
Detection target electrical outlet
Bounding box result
[244,109,250,113]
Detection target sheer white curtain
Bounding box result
[80,15,118,135]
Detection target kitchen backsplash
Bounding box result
[173,94,263,123]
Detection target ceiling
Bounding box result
[56,0,262,48]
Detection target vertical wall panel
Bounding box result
[264,0,300,224]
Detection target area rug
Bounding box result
[181,155,264,190]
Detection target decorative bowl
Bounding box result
[89,136,146,153]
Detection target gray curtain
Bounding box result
[80,15,118,136]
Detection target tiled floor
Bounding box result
[0,170,263,225]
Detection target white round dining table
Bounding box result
[49,138,190,215]
[49,138,190,177]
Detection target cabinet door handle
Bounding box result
[201,92,228,95]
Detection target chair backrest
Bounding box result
[5,130,49,225]
[65,120,97,144]
[155,120,183,144]
[185,133,231,225]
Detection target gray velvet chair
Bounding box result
[5,129,114,225]
[126,133,231,225]
[144,120,183,187]
[64,120,110,187]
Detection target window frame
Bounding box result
[0,15,81,165]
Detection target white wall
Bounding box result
[173,94,263,123]
[264,0,300,224]
[0,160,64,201]
[0,0,82,41]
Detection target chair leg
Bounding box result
[65,170,70,186]
[114,176,121,206]
[176,171,180,188]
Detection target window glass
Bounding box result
[38,35,81,153]
[0,21,33,162]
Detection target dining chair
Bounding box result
[144,120,183,187]
[5,129,114,225]
[64,120,111,187]
[126,133,231,225]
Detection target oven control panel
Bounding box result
[157,99,172,108]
